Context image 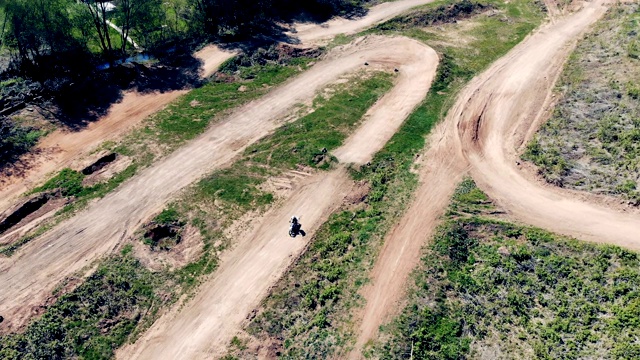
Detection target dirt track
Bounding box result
[0,0,434,334]
[0,0,426,215]
[293,0,433,45]
[0,35,436,336]
[117,36,437,359]
[4,0,637,357]
[349,0,640,356]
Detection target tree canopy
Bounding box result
[0,0,369,66]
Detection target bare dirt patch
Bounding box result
[133,224,204,272]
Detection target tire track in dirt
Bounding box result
[118,36,438,360]
[349,0,637,357]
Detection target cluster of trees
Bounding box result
[0,0,368,72]
[0,0,175,68]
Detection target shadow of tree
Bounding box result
[49,48,204,130]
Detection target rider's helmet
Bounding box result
[291,216,298,224]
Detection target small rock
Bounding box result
[238,85,247,92]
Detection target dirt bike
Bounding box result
[289,217,306,238]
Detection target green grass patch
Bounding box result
[149,61,313,146]
[197,169,274,208]
[0,254,173,360]
[244,73,393,169]
[0,118,44,169]
[31,168,85,197]
[378,180,640,359]
[154,207,181,225]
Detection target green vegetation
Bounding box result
[244,73,393,169]
[227,1,545,357]
[378,179,640,359]
[0,117,43,169]
[523,3,640,203]
[31,168,85,197]
[197,170,274,209]
[0,0,376,71]
[121,59,316,155]
[0,254,173,360]
[153,207,182,225]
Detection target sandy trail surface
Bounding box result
[349,0,638,357]
[0,35,436,336]
[118,36,437,360]
[0,48,234,214]
[293,0,432,45]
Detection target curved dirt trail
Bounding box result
[119,37,438,360]
[349,0,638,357]
[0,35,436,335]
[293,0,433,45]
[0,48,234,214]
[459,0,640,249]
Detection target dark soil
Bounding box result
[82,153,118,175]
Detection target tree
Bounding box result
[114,0,163,51]
[81,0,115,56]
[2,0,79,65]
